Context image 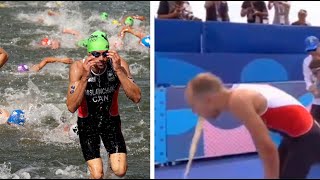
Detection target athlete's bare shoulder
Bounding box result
[69,59,85,79]
[229,88,266,117]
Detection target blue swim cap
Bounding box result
[7,110,26,126]
[141,36,150,48]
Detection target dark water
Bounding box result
[0,1,150,179]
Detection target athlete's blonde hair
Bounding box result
[187,72,224,97]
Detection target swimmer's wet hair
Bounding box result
[188,72,224,95]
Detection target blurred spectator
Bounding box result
[241,1,268,24]
[157,1,201,21]
[303,36,320,123]
[291,9,311,26]
[268,1,290,25]
[205,1,229,22]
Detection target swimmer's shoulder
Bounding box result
[70,59,84,71]
[229,89,258,113]
[229,89,267,122]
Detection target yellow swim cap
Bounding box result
[112,20,121,26]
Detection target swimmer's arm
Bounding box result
[30,57,73,72]
[62,28,81,37]
[119,28,138,39]
[41,57,73,64]
[119,27,129,39]
[230,98,279,179]
[48,10,60,16]
[0,48,9,68]
[116,58,141,103]
[66,62,88,113]
[0,108,10,124]
[132,15,145,21]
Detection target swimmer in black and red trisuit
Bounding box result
[184,72,320,179]
[66,31,141,179]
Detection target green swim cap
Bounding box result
[86,36,109,53]
[100,12,108,20]
[124,16,134,26]
[77,30,108,49]
[90,30,107,39]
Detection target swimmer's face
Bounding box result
[89,50,108,69]
[185,87,221,119]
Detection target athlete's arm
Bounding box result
[119,27,141,40]
[30,57,73,72]
[132,15,145,21]
[119,27,129,39]
[107,50,141,103]
[0,48,9,68]
[66,57,97,113]
[0,108,10,124]
[63,28,81,37]
[230,95,279,179]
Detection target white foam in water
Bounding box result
[0,162,13,179]
[37,63,70,79]
[129,63,149,76]
[0,162,32,179]
[3,79,79,145]
[126,132,145,144]
[54,165,86,178]
[40,124,79,145]
[44,1,64,8]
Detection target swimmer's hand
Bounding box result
[82,55,97,80]
[107,50,122,72]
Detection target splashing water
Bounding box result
[0,162,33,179]
[15,1,149,52]
[54,165,86,178]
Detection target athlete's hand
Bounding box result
[107,50,122,72]
[82,55,96,80]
